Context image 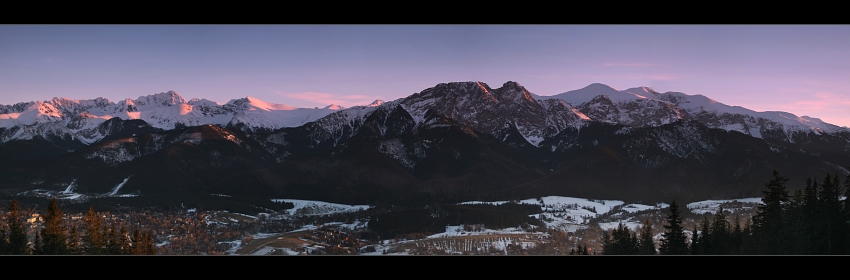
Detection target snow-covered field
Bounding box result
[686,198,762,215]
[271,199,371,216]
[461,196,667,232]
[234,196,771,255]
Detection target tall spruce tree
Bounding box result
[638,219,656,255]
[6,199,29,255]
[817,173,844,254]
[659,200,689,255]
[83,207,105,255]
[39,198,68,255]
[130,228,157,255]
[786,187,809,254]
[732,215,744,254]
[697,216,711,255]
[690,225,701,255]
[67,224,81,255]
[752,170,790,254]
[710,205,730,254]
[105,223,120,255]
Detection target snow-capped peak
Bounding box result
[552,84,850,137]
[133,91,187,111]
[232,96,297,111]
[0,92,343,145]
[552,83,632,105]
[368,100,384,107]
[621,86,659,99]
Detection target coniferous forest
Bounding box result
[601,170,850,255]
[0,198,156,255]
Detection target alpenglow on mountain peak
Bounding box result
[0,91,344,144]
[1,81,847,148]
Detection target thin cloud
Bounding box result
[278,91,377,107]
[580,74,677,81]
[596,62,659,67]
[766,92,850,127]
[783,92,850,112]
[529,74,561,79]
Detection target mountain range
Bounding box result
[2,81,848,209]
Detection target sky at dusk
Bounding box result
[2,25,849,127]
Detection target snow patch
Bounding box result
[271,199,370,216]
[686,198,763,215]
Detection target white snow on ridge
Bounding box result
[551,83,637,106]
[0,91,346,144]
[545,83,849,136]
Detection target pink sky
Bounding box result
[2,25,849,127]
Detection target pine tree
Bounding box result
[602,223,640,255]
[570,243,590,255]
[786,187,809,254]
[638,219,656,255]
[690,225,700,255]
[817,173,844,254]
[732,215,743,254]
[752,170,790,254]
[710,205,729,254]
[67,224,81,255]
[659,200,689,255]
[140,230,157,255]
[601,229,612,254]
[83,207,105,255]
[106,223,122,255]
[697,216,711,254]
[6,199,29,255]
[39,198,68,255]
[130,228,157,255]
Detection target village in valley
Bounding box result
[2,195,760,255]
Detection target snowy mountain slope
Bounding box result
[0,91,342,147]
[658,91,848,138]
[400,81,590,147]
[551,83,640,105]
[548,84,850,139]
[4,81,850,208]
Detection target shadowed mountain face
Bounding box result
[2,82,849,208]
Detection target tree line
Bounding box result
[0,198,157,255]
[601,170,850,255]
